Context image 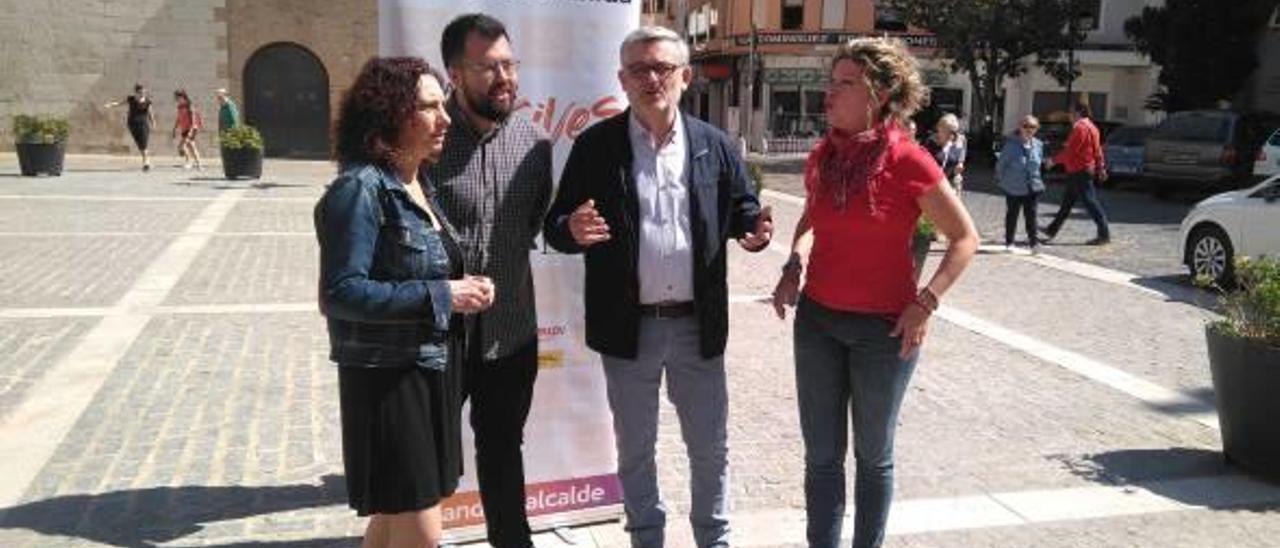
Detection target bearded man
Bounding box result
[423,13,554,548]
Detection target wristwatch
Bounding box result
[782,253,802,274]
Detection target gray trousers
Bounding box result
[601,316,730,548]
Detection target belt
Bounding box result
[637,301,695,319]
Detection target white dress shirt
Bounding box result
[629,112,694,305]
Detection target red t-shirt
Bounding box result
[802,134,942,315]
[1052,118,1104,174]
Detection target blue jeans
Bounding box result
[601,316,730,548]
[794,297,918,548]
[1045,170,1110,240]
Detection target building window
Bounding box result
[874,1,907,32]
[821,0,846,29]
[1271,6,1280,28]
[642,0,666,15]
[770,86,827,137]
[781,0,804,30]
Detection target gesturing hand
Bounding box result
[449,274,496,314]
[739,205,773,251]
[569,199,611,247]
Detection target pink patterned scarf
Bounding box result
[811,121,902,214]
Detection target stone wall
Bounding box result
[0,0,228,154]
[225,0,377,149]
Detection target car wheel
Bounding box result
[1188,225,1235,287]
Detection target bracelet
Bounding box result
[914,287,939,313]
[781,253,803,275]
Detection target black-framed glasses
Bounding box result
[464,59,520,77]
[624,62,683,80]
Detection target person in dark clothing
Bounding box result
[317,56,495,548]
[104,84,157,171]
[422,14,553,548]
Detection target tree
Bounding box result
[886,0,1085,149]
[1124,0,1275,112]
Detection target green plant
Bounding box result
[746,161,765,196]
[219,125,264,150]
[12,115,69,144]
[1200,256,1280,348]
[915,217,937,240]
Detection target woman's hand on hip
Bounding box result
[889,303,930,359]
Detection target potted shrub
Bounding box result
[913,217,936,279]
[746,160,765,196]
[13,114,69,176]
[1202,256,1280,479]
[219,125,263,179]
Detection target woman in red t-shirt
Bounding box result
[172,89,204,170]
[770,38,978,548]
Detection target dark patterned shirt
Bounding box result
[423,97,553,361]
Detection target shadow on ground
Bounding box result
[0,474,354,547]
[1048,447,1280,512]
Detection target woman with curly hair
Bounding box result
[316,56,495,548]
[770,38,978,548]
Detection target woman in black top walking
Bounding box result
[104,84,156,171]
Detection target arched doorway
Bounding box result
[243,43,329,158]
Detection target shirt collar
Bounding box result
[629,110,683,151]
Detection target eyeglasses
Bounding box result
[1021,124,1039,130]
[463,59,520,77]
[624,62,683,80]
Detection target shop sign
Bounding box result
[763,68,825,85]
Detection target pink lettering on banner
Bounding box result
[441,474,623,529]
[516,95,625,145]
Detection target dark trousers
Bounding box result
[1004,192,1040,246]
[465,329,539,548]
[1045,171,1110,240]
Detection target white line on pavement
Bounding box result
[0,302,318,319]
[0,189,247,508]
[148,473,1280,547]
[937,305,1218,430]
[752,201,1218,430]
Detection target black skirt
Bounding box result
[127,117,149,151]
[338,358,464,516]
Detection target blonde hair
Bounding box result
[937,113,960,133]
[1019,114,1040,129]
[830,37,929,127]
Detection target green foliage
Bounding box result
[747,161,765,196]
[1204,256,1280,348]
[1124,0,1274,112]
[886,0,1084,139]
[219,125,264,150]
[12,115,69,144]
[915,217,937,239]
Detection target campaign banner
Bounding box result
[379,0,638,540]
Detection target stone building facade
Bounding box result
[0,0,376,158]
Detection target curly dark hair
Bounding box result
[333,56,445,166]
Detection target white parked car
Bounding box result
[1179,174,1280,286]
[1254,128,1280,178]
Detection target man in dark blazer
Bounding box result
[543,25,772,548]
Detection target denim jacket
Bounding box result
[315,163,455,370]
[996,136,1046,197]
